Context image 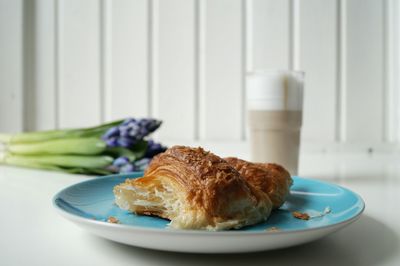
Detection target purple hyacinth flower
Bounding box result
[139,127,148,136]
[102,117,162,148]
[133,158,151,171]
[137,119,146,126]
[119,125,131,137]
[120,163,135,173]
[113,156,129,167]
[127,124,140,137]
[102,126,120,139]
[105,137,119,147]
[122,118,136,126]
[117,137,134,148]
[151,141,162,150]
[144,139,167,158]
[146,120,162,131]
[135,158,151,166]
[126,121,137,128]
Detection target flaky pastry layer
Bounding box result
[114,146,272,230]
[224,157,293,209]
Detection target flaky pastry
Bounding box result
[224,157,292,209]
[113,146,272,230]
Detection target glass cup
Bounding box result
[247,70,304,175]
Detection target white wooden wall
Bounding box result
[0,0,399,151]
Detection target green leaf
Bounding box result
[1,154,113,169]
[0,119,124,144]
[7,137,107,155]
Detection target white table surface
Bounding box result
[1,152,400,266]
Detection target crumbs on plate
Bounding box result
[107,216,120,224]
[292,207,332,221]
[266,226,280,232]
[292,211,310,220]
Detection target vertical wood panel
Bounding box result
[153,0,196,140]
[23,0,35,131]
[0,0,24,133]
[58,0,101,128]
[344,0,384,142]
[108,0,149,121]
[249,0,290,70]
[395,0,400,142]
[338,0,347,142]
[299,0,337,142]
[26,0,56,131]
[386,0,400,143]
[200,0,243,140]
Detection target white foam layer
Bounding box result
[247,70,304,111]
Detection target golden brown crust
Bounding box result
[224,157,292,209]
[114,146,272,230]
[146,146,271,227]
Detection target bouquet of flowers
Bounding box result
[0,118,166,175]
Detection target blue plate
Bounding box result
[53,174,365,253]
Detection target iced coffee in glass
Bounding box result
[247,70,304,175]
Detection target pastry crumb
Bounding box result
[266,226,280,232]
[292,211,310,220]
[107,216,120,224]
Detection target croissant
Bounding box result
[224,157,292,209]
[113,146,272,230]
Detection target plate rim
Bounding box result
[53,174,365,236]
